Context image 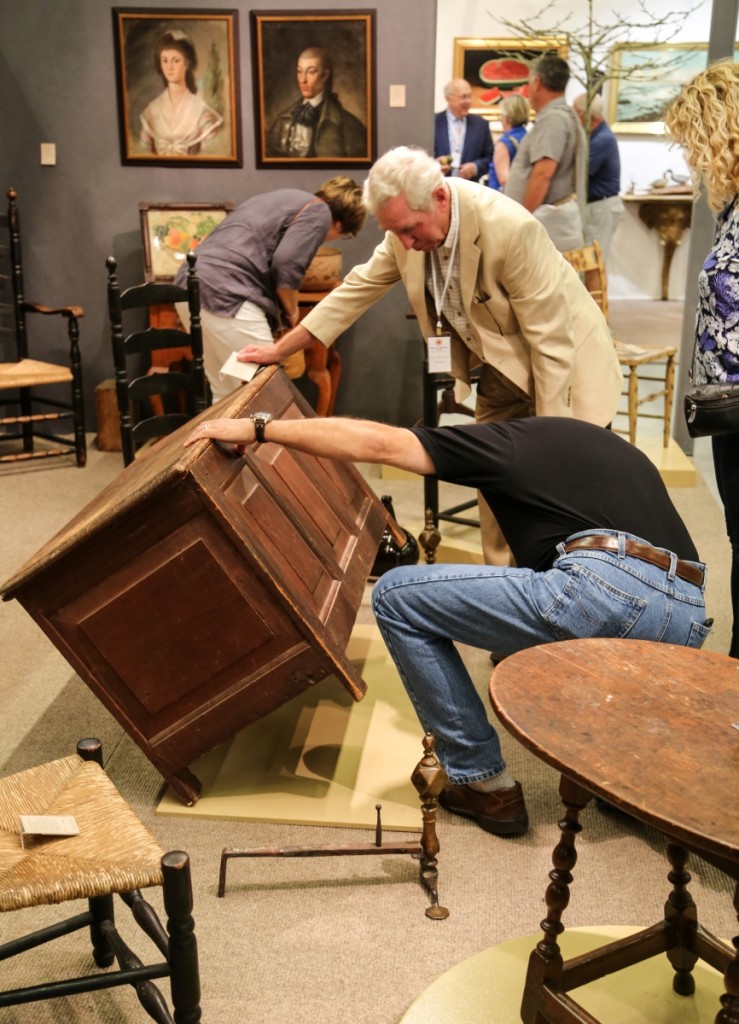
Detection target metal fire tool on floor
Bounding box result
[217,733,450,920]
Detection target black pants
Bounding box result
[712,432,739,658]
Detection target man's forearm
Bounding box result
[185,415,435,475]
[272,324,317,358]
[522,159,558,212]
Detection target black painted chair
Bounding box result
[106,251,207,466]
[0,738,201,1022]
[0,187,86,466]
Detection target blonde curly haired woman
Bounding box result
[666,60,739,658]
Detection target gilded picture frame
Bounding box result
[608,42,739,134]
[251,9,376,169]
[452,36,568,124]
[113,8,242,167]
[139,202,234,281]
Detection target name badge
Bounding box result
[427,333,452,373]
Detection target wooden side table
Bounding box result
[489,638,739,1024]
[623,192,693,300]
[298,284,342,416]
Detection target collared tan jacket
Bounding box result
[302,179,622,425]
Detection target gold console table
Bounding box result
[623,191,693,300]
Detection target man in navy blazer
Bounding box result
[434,79,493,182]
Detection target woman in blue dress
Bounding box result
[487,94,529,191]
[666,60,739,658]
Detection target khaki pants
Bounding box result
[176,300,274,404]
[474,364,534,565]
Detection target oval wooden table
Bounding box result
[489,638,739,1024]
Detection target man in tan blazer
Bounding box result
[238,146,623,563]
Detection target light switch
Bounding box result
[389,84,406,108]
[40,143,56,166]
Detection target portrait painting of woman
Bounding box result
[113,10,242,167]
[140,30,223,157]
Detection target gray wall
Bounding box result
[0,0,436,430]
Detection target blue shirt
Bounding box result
[487,125,527,191]
[587,120,621,201]
[445,110,467,169]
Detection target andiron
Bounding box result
[218,733,450,920]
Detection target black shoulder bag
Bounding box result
[684,352,739,438]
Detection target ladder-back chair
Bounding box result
[0,738,201,1020]
[106,251,207,466]
[0,187,86,466]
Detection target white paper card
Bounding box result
[220,351,259,384]
[427,334,452,373]
[19,815,80,847]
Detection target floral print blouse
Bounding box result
[695,195,739,383]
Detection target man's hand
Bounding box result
[239,323,316,365]
[458,162,478,180]
[237,343,281,365]
[184,417,254,453]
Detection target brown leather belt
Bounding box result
[562,535,704,587]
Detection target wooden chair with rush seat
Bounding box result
[0,738,201,1022]
[0,187,86,467]
[106,251,208,466]
[561,239,677,447]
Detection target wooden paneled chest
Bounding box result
[2,367,387,803]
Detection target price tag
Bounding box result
[19,815,80,847]
[427,333,452,374]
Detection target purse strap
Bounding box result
[288,197,323,228]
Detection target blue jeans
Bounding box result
[371,529,710,785]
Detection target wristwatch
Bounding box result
[250,411,273,444]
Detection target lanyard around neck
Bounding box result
[430,195,459,333]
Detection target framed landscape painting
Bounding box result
[251,9,376,169]
[608,42,739,134]
[453,36,568,124]
[113,8,242,167]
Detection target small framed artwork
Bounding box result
[251,9,376,169]
[139,202,234,281]
[113,8,242,167]
[608,42,739,134]
[453,36,568,125]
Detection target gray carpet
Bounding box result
[0,432,736,1024]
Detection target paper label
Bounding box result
[427,334,452,374]
[19,815,80,847]
[220,351,259,384]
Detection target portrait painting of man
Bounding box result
[251,11,375,168]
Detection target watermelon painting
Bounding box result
[479,58,531,88]
[455,40,565,118]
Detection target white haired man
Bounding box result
[236,145,622,564]
[572,92,624,261]
[433,78,493,182]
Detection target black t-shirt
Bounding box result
[411,418,699,571]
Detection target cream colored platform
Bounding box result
[630,434,696,487]
[157,625,423,830]
[400,926,725,1023]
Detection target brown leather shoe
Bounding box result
[439,781,529,836]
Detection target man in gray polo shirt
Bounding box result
[505,54,586,252]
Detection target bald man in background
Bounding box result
[434,78,493,182]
